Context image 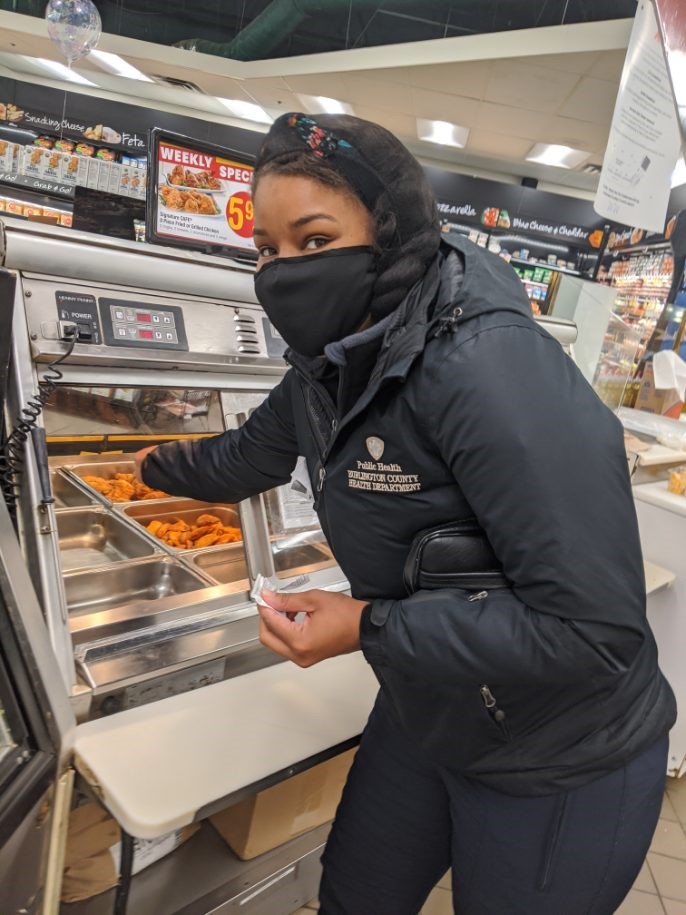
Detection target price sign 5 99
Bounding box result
[226,191,254,239]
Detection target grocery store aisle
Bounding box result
[292,777,686,915]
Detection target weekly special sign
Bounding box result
[149,131,256,256]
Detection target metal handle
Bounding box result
[30,427,54,506]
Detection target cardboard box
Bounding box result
[636,364,684,419]
[61,802,199,902]
[210,749,356,860]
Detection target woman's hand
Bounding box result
[258,589,367,667]
[134,445,158,482]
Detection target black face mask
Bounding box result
[254,246,376,357]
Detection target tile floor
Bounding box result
[292,776,686,915]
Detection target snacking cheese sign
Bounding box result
[155,140,256,252]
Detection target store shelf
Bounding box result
[510,256,580,276]
[61,820,328,915]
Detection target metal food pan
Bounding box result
[64,557,213,616]
[56,508,158,572]
[122,499,241,553]
[61,457,172,505]
[185,544,249,587]
[51,470,97,509]
[273,543,334,578]
[187,542,332,587]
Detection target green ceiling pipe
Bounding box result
[175,0,485,61]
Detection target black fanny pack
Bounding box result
[403,519,508,594]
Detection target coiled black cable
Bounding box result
[0,328,78,518]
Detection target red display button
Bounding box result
[136,312,152,323]
[138,329,154,340]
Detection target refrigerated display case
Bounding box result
[598,246,674,374]
[548,275,618,385]
[512,263,558,315]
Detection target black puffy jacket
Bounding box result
[144,236,675,796]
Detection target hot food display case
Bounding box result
[0,219,345,723]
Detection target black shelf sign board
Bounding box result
[424,166,607,251]
[0,171,74,199]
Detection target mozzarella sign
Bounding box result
[155,140,256,252]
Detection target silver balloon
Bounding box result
[45,0,102,66]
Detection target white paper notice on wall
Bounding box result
[594,0,682,233]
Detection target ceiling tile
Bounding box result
[557,76,619,125]
[240,85,302,112]
[283,73,352,99]
[346,104,416,138]
[475,102,550,141]
[409,60,493,101]
[588,49,628,82]
[410,87,481,125]
[180,73,252,99]
[466,129,532,159]
[522,51,602,75]
[340,74,413,114]
[367,67,412,85]
[485,61,581,114]
[543,116,610,154]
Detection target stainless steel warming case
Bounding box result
[1,219,347,723]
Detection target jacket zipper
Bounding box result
[480,685,511,740]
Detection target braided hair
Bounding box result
[253,113,441,321]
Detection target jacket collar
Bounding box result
[286,242,462,390]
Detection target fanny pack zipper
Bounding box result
[480,685,511,740]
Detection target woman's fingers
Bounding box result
[258,610,297,660]
[261,588,319,615]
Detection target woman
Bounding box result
[138,113,675,914]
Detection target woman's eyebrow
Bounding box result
[289,213,338,229]
[253,213,338,236]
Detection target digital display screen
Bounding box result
[136,312,151,323]
[138,329,154,340]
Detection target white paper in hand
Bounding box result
[250,572,311,615]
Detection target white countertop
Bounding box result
[644,560,676,596]
[636,445,686,468]
[634,481,686,518]
[74,652,378,839]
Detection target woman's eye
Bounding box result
[258,245,277,258]
[304,237,329,251]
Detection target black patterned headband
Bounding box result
[287,113,387,211]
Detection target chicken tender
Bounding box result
[144,513,242,549]
[81,472,168,502]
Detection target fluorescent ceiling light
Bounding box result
[88,49,153,82]
[671,157,686,188]
[526,143,590,169]
[416,118,469,149]
[22,56,95,86]
[296,94,353,115]
[216,98,272,124]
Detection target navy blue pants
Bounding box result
[320,699,667,915]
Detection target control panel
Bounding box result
[56,291,102,344]
[31,281,281,370]
[99,298,189,351]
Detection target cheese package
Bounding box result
[22,145,46,177]
[41,150,66,182]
